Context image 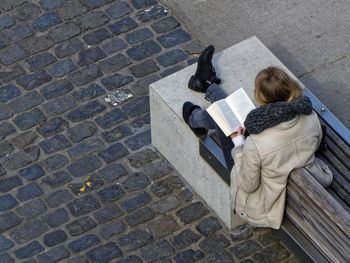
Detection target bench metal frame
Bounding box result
[199,88,350,262]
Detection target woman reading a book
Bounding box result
[183,46,333,229]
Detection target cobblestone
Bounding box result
[0,1,294,262]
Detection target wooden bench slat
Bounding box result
[323,122,350,157]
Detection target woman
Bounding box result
[183,49,332,229]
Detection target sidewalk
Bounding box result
[0,0,296,262]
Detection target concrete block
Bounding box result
[150,36,301,229]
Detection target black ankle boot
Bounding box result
[188,45,221,93]
[182,102,207,137]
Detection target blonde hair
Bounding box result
[254,67,302,105]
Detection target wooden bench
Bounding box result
[200,88,350,262]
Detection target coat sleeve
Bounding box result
[231,136,261,193]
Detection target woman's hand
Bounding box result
[230,127,246,138]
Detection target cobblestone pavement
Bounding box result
[0,0,299,262]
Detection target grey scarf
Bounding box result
[244,96,313,134]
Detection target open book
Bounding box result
[206,88,256,136]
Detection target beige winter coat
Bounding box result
[230,111,329,229]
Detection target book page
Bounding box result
[206,100,241,136]
[225,88,255,125]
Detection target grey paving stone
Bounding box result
[157,49,188,67]
[102,38,127,54]
[13,108,47,130]
[136,5,167,22]
[160,64,184,78]
[81,0,114,8]
[14,241,44,259]
[151,195,180,213]
[99,53,131,73]
[21,35,54,55]
[0,44,27,65]
[17,70,52,90]
[25,52,57,71]
[98,163,128,183]
[0,194,19,212]
[176,201,210,224]
[66,100,106,122]
[97,185,125,204]
[68,138,104,159]
[39,0,66,10]
[58,0,88,21]
[9,218,48,244]
[83,28,111,45]
[77,47,107,67]
[198,234,230,254]
[49,22,81,43]
[143,159,174,179]
[126,40,162,61]
[203,249,234,263]
[68,234,100,253]
[77,11,109,31]
[127,148,159,168]
[174,249,204,263]
[42,95,76,116]
[151,175,184,197]
[66,216,97,236]
[151,17,180,34]
[0,211,22,232]
[0,253,14,263]
[40,154,69,172]
[73,83,106,103]
[42,171,71,189]
[122,172,150,192]
[42,208,70,227]
[54,38,84,59]
[230,239,262,259]
[43,230,67,247]
[99,220,125,240]
[252,243,290,263]
[139,239,174,262]
[48,59,77,78]
[125,207,155,226]
[0,84,21,103]
[40,80,73,99]
[127,28,153,44]
[39,134,71,154]
[15,2,41,21]
[0,141,14,158]
[121,191,151,213]
[8,91,44,114]
[122,96,149,117]
[230,225,253,242]
[86,242,122,263]
[115,255,143,263]
[118,229,154,251]
[2,23,33,43]
[0,66,25,83]
[0,235,14,253]
[67,121,98,142]
[67,256,90,263]
[0,176,22,193]
[125,129,151,150]
[17,183,43,201]
[93,203,123,224]
[15,198,46,219]
[98,143,129,163]
[101,124,132,143]
[68,195,101,217]
[105,2,133,19]
[45,189,73,208]
[69,174,104,195]
[37,245,70,263]
[0,15,15,30]
[196,217,222,236]
[10,131,38,149]
[1,145,40,171]
[67,155,103,177]
[171,229,201,249]
[131,0,157,9]
[109,17,137,35]
[32,12,62,32]
[95,108,126,129]
[36,117,69,138]
[100,73,134,90]
[256,229,280,246]
[68,64,102,86]
[148,215,180,239]
[130,59,159,78]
